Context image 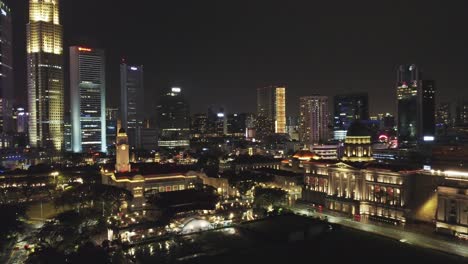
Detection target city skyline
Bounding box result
[5,0,468,116]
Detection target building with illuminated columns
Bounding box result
[342,121,373,162]
[256,85,286,138]
[70,46,106,153]
[27,0,64,151]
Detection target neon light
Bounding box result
[423,136,434,142]
[217,113,224,118]
[130,67,138,71]
[78,47,92,52]
[171,87,181,93]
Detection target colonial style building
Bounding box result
[301,161,436,224]
[342,121,373,162]
[436,172,468,238]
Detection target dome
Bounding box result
[293,150,319,161]
[118,127,126,134]
[346,121,371,137]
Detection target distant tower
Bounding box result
[256,85,286,138]
[115,121,130,173]
[396,64,435,146]
[299,96,329,145]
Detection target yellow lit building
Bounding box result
[27,0,64,151]
[256,85,287,138]
[342,121,373,162]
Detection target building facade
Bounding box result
[396,64,435,146]
[27,0,64,151]
[256,85,286,138]
[156,87,190,148]
[333,93,369,132]
[120,63,144,131]
[299,96,329,144]
[0,1,13,148]
[70,46,106,153]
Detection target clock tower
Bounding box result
[115,121,131,173]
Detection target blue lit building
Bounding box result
[70,46,106,153]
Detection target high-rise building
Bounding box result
[0,1,13,146]
[191,113,208,138]
[436,102,452,126]
[256,85,286,138]
[455,100,468,127]
[299,96,329,144]
[70,46,106,153]
[334,93,369,131]
[396,64,435,146]
[156,87,190,148]
[27,0,64,151]
[120,63,144,131]
[227,113,247,137]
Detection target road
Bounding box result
[289,204,468,258]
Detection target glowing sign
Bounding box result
[217,113,224,118]
[423,165,431,171]
[423,136,434,142]
[171,87,181,93]
[378,134,388,141]
[78,47,92,52]
[1,9,6,16]
[130,67,138,71]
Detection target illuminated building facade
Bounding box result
[396,64,435,146]
[156,87,190,148]
[120,63,144,131]
[27,0,64,151]
[70,46,106,153]
[299,96,329,144]
[256,85,286,138]
[0,1,13,148]
[115,124,131,173]
[436,102,452,126]
[342,121,373,162]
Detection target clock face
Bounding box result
[121,145,126,150]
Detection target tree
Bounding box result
[0,204,27,239]
[55,183,132,215]
[253,187,287,209]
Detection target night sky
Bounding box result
[6,0,468,116]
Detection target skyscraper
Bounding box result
[256,85,286,138]
[70,46,106,153]
[27,0,64,151]
[120,63,144,131]
[156,87,190,148]
[0,1,13,147]
[396,64,435,146]
[334,93,369,131]
[299,96,329,145]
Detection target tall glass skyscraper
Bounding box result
[156,87,190,148]
[334,93,369,130]
[27,0,64,151]
[120,63,144,130]
[396,64,435,147]
[70,46,106,153]
[0,1,13,148]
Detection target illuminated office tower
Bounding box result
[156,87,190,148]
[396,64,435,146]
[0,1,13,147]
[120,63,144,130]
[26,0,64,151]
[256,85,286,138]
[70,46,106,153]
[299,96,329,144]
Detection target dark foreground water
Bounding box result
[128,218,466,264]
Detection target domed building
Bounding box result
[342,121,373,162]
